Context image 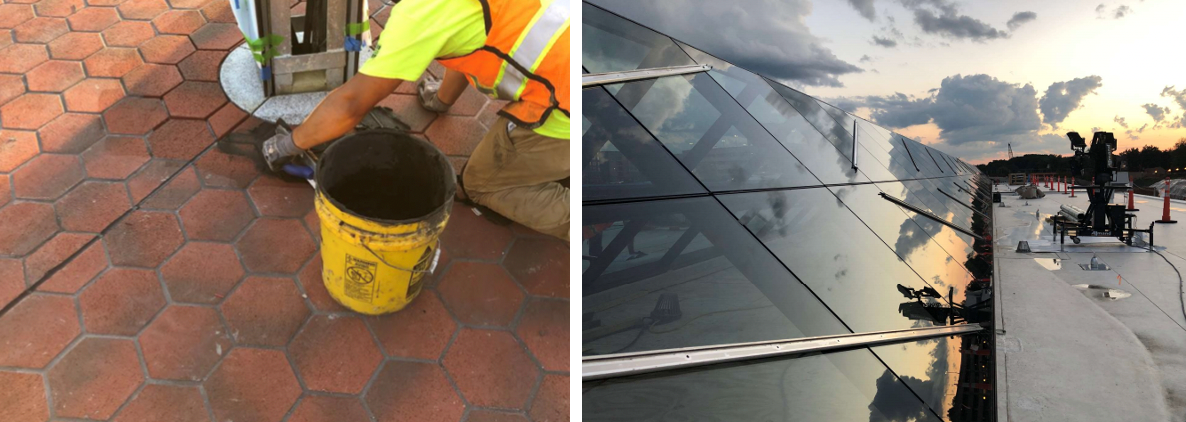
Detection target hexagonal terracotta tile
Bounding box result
[11,153,83,200]
[0,74,25,107]
[110,384,209,422]
[139,305,233,381]
[122,63,183,97]
[0,202,58,256]
[25,60,83,92]
[56,181,132,232]
[101,20,155,47]
[288,396,370,422]
[127,158,185,202]
[1,93,64,130]
[33,0,84,17]
[82,47,142,78]
[0,259,21,307]
[160,242,245,303]
[38,112,105,153]
[139,34,195,64]
[63,78,126,112]
[528,374,568,422]
[443,329,539,409]
[194,146,262,188]
[503,238,568,298]
[438,262,524,327]
[515,299,567,372]
[191,22,241,50]
[79,267,166,335]
[209,102,247,137]
[289,315,382,393]
[104,210,185,267]
[48,32,103,60]
[48,337,145,419]
[247,175,314,217]
[104,97,168,135]
[0,175,9,208]
[0,4,35,29]
[367,291,457,360]
[0,370,47,422]
[0,294,79,368]
[168,0,213,9]
[0,129,40,172]
[199,0,234,23]
[163,81,226,118]
[444,86,489,117]
[377,94,437,133]
[82,136,151,179]
[236,219,317,273]
[177,189,254,241]
[22,232,94,284]
[117,0,168,20]
[440,203,514,260]
[204,348,301,422]
[13,17,68,44]
[296,255,348,311]
[366,360,465,422]
[425,115,485,156]
[142,165,200,209]
[467,411,531,422]
[153,9,204,34]
[220,276,310,346]
[37,241,107,294]
[146,119,215,160]
[0,43,48,74]
[68,6,121,31]
[178,49,225,81]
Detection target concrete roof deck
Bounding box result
[0,1,569,420]
[993,184,1186,422]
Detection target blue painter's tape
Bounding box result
[260,66,271,80]
[344,37,362,52]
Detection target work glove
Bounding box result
[261,122,302,172]
[417,75,452,113]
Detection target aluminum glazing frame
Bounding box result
[582,64,712,87]
[584,324,986,381]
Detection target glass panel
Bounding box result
[611,73,822,191]
[582,3,696,75]
[717,188,946,333]
[871,337,961,418]
[583,347,943,422]
[582,197,849,355]
[675,42,870,185]
[582,87,706,201]
[878,182,977,261]
[767,82,854,158]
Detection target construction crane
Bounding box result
[1008,143,1014,159]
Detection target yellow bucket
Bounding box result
[313,129,455,315]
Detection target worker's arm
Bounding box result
[436,69,467,105]
[292,74,403,150]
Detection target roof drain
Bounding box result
[878,192,985,241]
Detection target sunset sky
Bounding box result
[590,0,1186,164]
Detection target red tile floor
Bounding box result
[0,0,570,420]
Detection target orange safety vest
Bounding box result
[437,0,570,130]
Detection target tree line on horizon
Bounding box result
[976,138,1186,178]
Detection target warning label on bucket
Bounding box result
[344,254,378,303]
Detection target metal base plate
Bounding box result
[219,43,373,124]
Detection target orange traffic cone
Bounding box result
[1070,177,1076,197]
[1157,177,1177,224]
[1127,187,1137,211]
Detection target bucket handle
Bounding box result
[360,239,442,274]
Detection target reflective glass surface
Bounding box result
[583,347,943,422]
[717,189,945,333]
[582,87,706,201]
[582,3,695,75]
[610,73,823,191]
[675,42,870,185]
[767,82,854,157]
[582,197,849,355]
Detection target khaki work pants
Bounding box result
[463,116,570,241]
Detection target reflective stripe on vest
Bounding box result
[493,0,569,101]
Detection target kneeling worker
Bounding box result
[263,0,570,240]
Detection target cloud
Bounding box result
[1160,86,1186,110]
[899,0,1008,41]
[860,55,874,63]
[1137,123,1148,133]
[1114,115,1128,128]
[846,0,877,21]
[1143,103,1170,122]
[872,36,898,47]
[1007,11,1037,30]
[1095,4,1106,13]
[1114,5,1132,18]
[588,0,863,87]
[1038,75,1103,127]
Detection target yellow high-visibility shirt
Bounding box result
[359,0,569,139]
